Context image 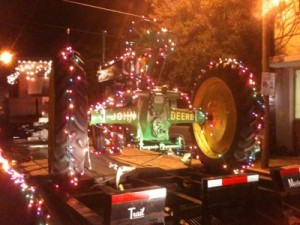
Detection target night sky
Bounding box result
[0,0,149,59]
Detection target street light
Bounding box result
[0,51,13,65]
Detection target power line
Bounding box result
[0,20,121,39]
[63,0,148,19]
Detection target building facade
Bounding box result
[269,0,300,155]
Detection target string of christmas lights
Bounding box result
[59,46,87,185]
[0,150,51,224]
[88,84,198,157]
[206,58,265,174]
[92,20,264,174]
[7,60,52,85]
[91,22,204,169]
[91,21,177,155]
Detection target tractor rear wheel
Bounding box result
[192,59,264,172]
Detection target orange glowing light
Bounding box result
[0,51,13,64]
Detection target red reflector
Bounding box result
[112,192,148,204]
[280,167,300,176]
[112,188,166,204]
[222,176,247,186]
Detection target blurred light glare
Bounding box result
[0,51,13,64]
[272,0,281,7]
[263,0,283,15]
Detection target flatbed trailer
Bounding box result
[6,142,300,225]
[33,166,261,225]
[10,145,263,225]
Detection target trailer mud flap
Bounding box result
[201,174,259,224]
[104,186,166,225]
[270,165,300,223]
[270,165,300,191]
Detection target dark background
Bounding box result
[0,0,149,99]
[0,0,148,59]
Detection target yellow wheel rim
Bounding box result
[193,77,237,159]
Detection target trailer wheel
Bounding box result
[192,59,264,172]
[51,48,89,175]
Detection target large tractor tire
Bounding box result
[192,59,264,172]
[51,48,89,176]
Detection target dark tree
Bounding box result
[145,0,262,89]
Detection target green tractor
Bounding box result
[50,25,264,175]
[90,84,206,152]
[88,21,264,172]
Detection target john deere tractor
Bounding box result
[88,21,265,172]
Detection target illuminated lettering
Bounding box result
[171,111,175,120]
[111,113,116,120]
[128,207,145,219]
[170,111,194,121]
[107,110,137,123]
[181,112,185,120]
[288,178,300,188]
[117,112,122,120]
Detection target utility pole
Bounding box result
[102,30,107,63]
[261,0,271,169]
